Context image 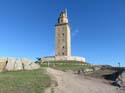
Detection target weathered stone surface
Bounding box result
[21,58,40,70]
[55,10,71,56]
[122,72,125,86]
[14,59,23,71]
[41,56,86,63]
[5,58,16,71]
[84,68,94,73]
[0,58,7,72]
[21,58,33,70]
[30,62,40,70]
[103,70,125,88]
[2,57,40,71]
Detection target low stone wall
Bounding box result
[41,56,86,63]
[0,58,40,72]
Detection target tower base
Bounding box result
[41,56,86,63]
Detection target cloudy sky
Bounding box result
[0,0,125,66]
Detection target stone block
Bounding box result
[122,72,125,86]
[21,58,40,70]
[0,58,7,72]
[5,58,16,71]
[30,62,40,70]
[14,59,23,71]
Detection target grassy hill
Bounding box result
[0,68,51,93]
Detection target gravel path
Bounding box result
[46,68,121,93]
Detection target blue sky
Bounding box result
[0,0,125,66]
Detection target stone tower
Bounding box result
[55,10,71,56]
[41,10,86,63]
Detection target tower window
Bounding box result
[62,33,64,36]
[62,52,64,55]
[62,46,64,49]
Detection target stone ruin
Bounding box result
[0,57,40,72]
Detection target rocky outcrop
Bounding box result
[122,72,125,87]
[103,69,125,88]
[21,58,40,70]
[0,58,40,72]
[0,58,7,72]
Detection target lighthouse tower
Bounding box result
[41,9,86,63]
[55,10,71,56]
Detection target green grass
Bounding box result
[0,68,51,93]
[41,61,92,71]
[52,64,91,71]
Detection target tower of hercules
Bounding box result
[55,10,71,57]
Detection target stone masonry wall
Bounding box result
[41,56,86,63]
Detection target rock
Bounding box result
[21,58,40,70]
[30,62,40,70]
[93,66,101,71]
[84,68,94,73]
[14,59,23,71]
[122,72,125,87]
[0,58,7,72]
[112,81,121,88]
[111,71,125,88]
[0,57,40,72]
[21,58,33,70]
[104,70,125,88]
[5,58,16,71]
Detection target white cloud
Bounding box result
[72,29,80,37]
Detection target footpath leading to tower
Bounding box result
[45,67,121,93]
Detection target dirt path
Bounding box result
[46,68,121,93]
